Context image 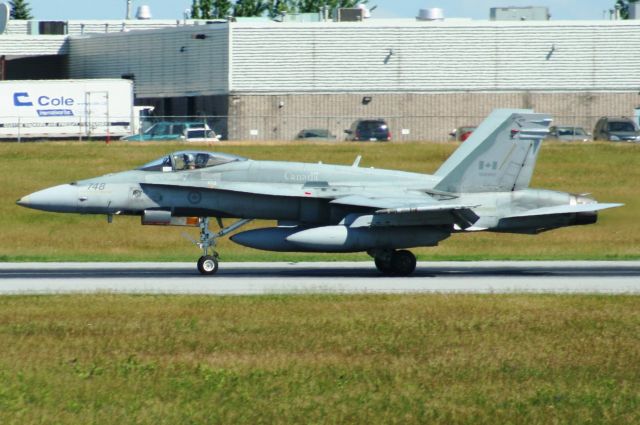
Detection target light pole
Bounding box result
[126,0,133,20]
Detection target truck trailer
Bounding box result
[0,79,148,140]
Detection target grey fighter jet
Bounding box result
[17,109,622,276]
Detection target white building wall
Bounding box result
[68,25,229,98]
[229,20,640,93]
[0,35,68,56]
[5,20,30,35]
[64,20,640,97]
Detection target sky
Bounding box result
[23,0,622,21]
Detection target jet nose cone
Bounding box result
[16,184,79,213]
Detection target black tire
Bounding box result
[197,255,219,275]
[374,256,394,275]
[390,250,417,276]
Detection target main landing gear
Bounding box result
[369,249,417,276]
[194,217,252,275]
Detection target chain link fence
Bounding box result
[156,114,630,142]
[2,114,639,142]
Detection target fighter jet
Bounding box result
[17,109,622,276]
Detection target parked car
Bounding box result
[449,126,476,142]
[547,126,592,142]
[295,129,337,141]
[184,128,220,143]
[593,117,640,142]
[345,119,391,141]
[121,121,219,142]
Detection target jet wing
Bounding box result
[373,204,480,229]
[331,195,480,229]
[141,182,480,229]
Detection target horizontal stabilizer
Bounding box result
[497,202,623,234]
[504,203,623,219]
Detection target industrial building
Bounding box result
[2,14,640,140]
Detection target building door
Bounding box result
[84,91,109,138]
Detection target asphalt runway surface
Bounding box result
[1,261,639,295]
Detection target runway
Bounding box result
[1,261,640,295]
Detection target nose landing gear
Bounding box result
[197,255,219,275]
[194,217,253,275]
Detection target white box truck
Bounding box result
[0,79,149,140]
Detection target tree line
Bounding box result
[616,0,639,18]
[6,0,365,21]
[9,0,32,19]
[8,1,639,21]
[191,0,367,19]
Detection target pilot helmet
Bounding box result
[183,153,195,164]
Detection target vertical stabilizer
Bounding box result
[434,109,551,193]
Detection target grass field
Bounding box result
[1,140,637,262]
[0,294,639,424]
[2,142,639,424]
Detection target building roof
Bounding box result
[0,19,216,57]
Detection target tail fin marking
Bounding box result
[434,109,551,193]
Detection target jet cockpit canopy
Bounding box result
[137,151,247,172]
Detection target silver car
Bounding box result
[547,126,592,142]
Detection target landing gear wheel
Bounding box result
[374,257,394,275]
[197,255,219,275]
[190,217,253,276]
[390,250,417,276]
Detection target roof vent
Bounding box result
[39,21,68,35]
[490,7,549,21]
[417,8,444,21]
[136,5,152,20]
[336,8,364,22]
[356,4,371,19]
